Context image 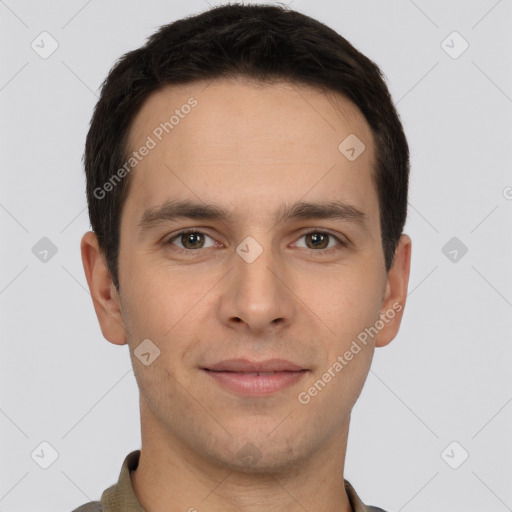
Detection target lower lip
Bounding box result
[203,370,308,396]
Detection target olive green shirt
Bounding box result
[72,450,387,512]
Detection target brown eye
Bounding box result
[304,232,330,249]
[294,231,344,252]
[180,232,205,249]
[167,230,216,251]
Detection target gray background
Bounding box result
[1,0,511,511]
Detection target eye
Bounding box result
[166,229,218,252]
[293,230,346,253]
[165,229,347,255]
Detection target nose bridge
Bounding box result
[220,234,294,331]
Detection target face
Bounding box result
[82,77,410,473]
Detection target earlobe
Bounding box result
[374,234,412,348]
[80,231,127,345]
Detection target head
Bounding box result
[81,3,411,473]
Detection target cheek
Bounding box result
[301,276,379,406]
[122,255,182,322]
[120,261,211,357]
[298,265,384,339]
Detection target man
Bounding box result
[75,3,411,511]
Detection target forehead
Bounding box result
[123,77,378,225]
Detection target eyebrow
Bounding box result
[137,199,369,233]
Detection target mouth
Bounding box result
[201,359,309,396]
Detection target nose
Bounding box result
[217,241,296,335]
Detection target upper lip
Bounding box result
[204,358,306,372]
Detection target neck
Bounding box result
[131,401,353,512]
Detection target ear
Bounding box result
[374,234,412,348]
[80,231,127,345]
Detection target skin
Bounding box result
[81,77,411,512]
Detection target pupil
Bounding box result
[185,233,202,248]
[309,233,326,248]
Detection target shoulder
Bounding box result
[70,501,102,512]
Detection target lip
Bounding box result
[202,359,308,396]
[204,358,306,373]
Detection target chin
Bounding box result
[202,431,311,475]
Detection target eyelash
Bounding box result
[165,229,347,256]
